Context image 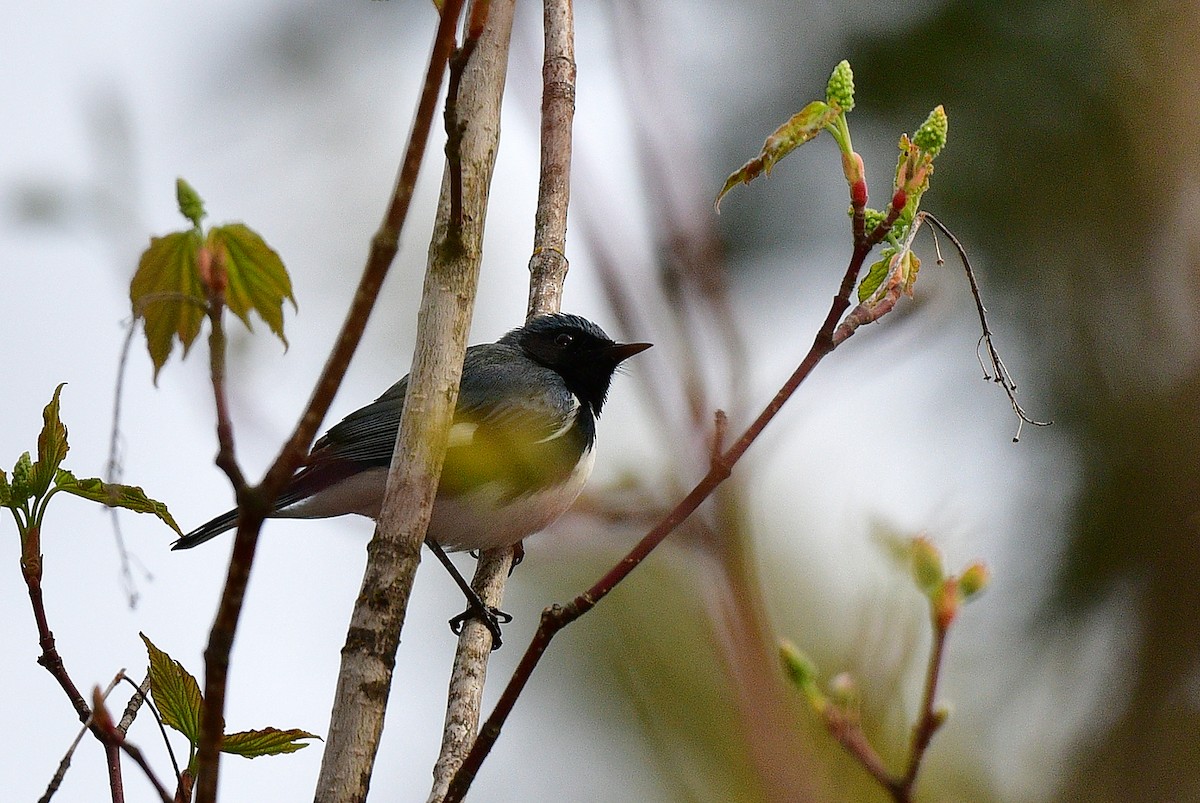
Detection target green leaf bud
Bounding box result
[958,561,991,601]
[910,536,945,596]
[175,177,207,228]
[780,640,818,689]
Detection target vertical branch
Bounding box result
[193,4,469,801]
[430,2,575,800]
[526,0,576,318]
[316,2,517,802]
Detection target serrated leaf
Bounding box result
[10,453,34,507]
[141,633,206,743]
[221,727,321,758]
[207,224,295,348]
[857,257,890,302]
[57,476,182,535]
[716,100,841,210]
[31,383,69,497]
[131,229,207,383]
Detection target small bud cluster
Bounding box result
[907,535,990,630]
[825,60,856,112]
[914,105,948,156]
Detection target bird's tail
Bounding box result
[171,510,239,550]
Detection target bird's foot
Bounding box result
[448,605,513,650]
[467,542,525,576]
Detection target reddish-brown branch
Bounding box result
[191,3,468,800]
[20,526,125,802]
[898,619,950,795]
[817,602,954,802]
[90,688,173,803]
[445,226,881,800]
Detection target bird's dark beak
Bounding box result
[603,341,652,364]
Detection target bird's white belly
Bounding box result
[275,448,596,552]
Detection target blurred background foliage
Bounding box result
[3,1,1198,801]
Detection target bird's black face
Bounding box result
[506,314,651,415]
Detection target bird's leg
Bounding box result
[426,540,511,650]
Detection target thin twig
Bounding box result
[116,672,185,792]
[920,212,1052,441]
[897,619,950,798]
[106,316,150,609]
[20,522,125,802]
[192,3,470,800]
[39,672,127,803]
[91,687,173,803]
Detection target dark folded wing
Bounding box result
[292,343,591,504]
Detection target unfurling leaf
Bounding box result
[221,727,322,758]
[0,470,10,508]
[130,229,206,382]
[10,452,34,507]
[207,224,296,349]
[857,257,889,302]
[141,633,206,743]
[56,474,182,535]
[31,383,69,496]
[716,100,841,210]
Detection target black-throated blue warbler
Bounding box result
[173,313,651,645]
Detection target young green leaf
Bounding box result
[0,469,10,508]
[716,100,841,210]
[31,383,69,496]
[221,728,321,758]
[141,633,206,743]
[10,452,34,508]
[56,474,183,535]
[130,229,206,382]
[206,223,296,349]
[857,257,890,302]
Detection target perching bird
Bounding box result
[173,313,650,643]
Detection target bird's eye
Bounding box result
[554,333,573,347]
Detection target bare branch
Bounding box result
[315,2,516,800]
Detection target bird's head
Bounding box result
[503,313,651,415]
